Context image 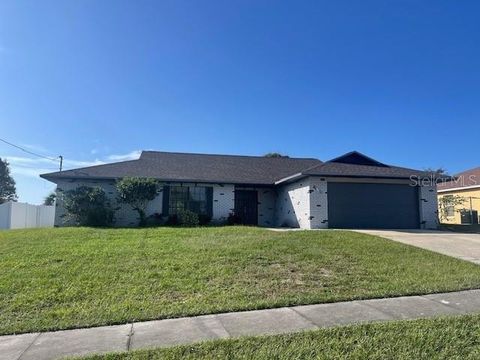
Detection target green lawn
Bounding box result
[78,314,480,360]
[0,227,479,335]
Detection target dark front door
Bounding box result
[234,190,258,225]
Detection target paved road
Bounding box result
[1,289,480,360]
[355,229,480,265]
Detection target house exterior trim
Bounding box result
[437,184,480,193]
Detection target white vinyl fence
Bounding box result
[0,201,55,230]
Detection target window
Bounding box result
[164,186,212,216]
[446,205,455,217]
[444,195,455,217]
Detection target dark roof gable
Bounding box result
[328,151,389,167]
[296,152,431,181]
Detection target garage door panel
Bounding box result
[328,183,419,229]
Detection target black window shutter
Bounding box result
[162,185,170,216]
[206,187,213,218]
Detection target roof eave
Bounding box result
[303,173,426,180]
[274,172,306,185]
[437,184,480,193]
[275,172,433,184]
[40,173,279,187]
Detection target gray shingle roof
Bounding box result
[302,162,430,179]
[40,150,433,185]
[298,152,431,180]
[40,151,322,185]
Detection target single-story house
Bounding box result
[40,150,438,229]
[437,167,480,225]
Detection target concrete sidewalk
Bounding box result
[2,289,480,360]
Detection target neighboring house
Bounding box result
[437,167,480,225]
[40,150,438,229]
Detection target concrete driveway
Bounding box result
[355,230,480,265]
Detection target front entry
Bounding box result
[234,190,258,225]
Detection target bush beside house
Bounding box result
[116,177,159,226]
[61,186,113,226]
[60,178,214,227]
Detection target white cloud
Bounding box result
[4,150,142,180]
[2,150,143,203]
[4,156,103,170]
[62,158,105,168]
[106,150,141,162]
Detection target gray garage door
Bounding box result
[328,182,420,229]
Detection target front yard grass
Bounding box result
[0,227,479,335]
[79,314,480,359]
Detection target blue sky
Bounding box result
[1,1,480,204]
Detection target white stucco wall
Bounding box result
[274,177,329,229]
[309,177,329,229]
[55,179,235,227]
[212,184,235,224]
[275,179,311,229]
[419,184,438,229]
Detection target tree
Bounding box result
[0,158,17,204]
[116,177,159,226]
[438,194,466,223]
[423,167,448,178]
[43,192,56,206]
[264,152,289,158]
[62,186,113,226]
[424,167,447,174]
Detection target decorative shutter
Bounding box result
[206,187,213,218]
[162,186,170,216]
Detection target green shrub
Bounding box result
[227,212,241,225]
[177,209,200,227]
[145,213,165,227]
[62,186,113,226]
[43,192,56,206]
[116,177,159,226]
[198,214,212,226]
[165,214,178,226]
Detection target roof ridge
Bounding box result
[303,161,412,173]
[141,150,321,161]
[300,162,327,173]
